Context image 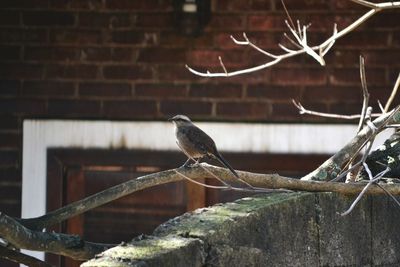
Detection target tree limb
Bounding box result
[17,159,400,234]
[292,99,381,120]
[0,213,111,260]
[0,246,52,267]
[19,169,183,231]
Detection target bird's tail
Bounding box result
[214,152,239,178]
[213,152,254,189]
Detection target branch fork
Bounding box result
[186,0,400,77]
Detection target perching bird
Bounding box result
[169,114,239,178]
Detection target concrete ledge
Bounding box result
[82,193,400,267]
[82,235,204,267]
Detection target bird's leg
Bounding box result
[176,141,195,168]
[181,158,192,168]
[193,158,202,166]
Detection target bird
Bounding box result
[168,114,240,178]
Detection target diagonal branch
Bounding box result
[341,166,390,216]
[384,73,400,112]
[302,106,400,181]
[0,246,52,267]
[17,158,400,235]
[0,212,111,260]
[18,168,184,231]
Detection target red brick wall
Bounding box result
[0,0,399,216]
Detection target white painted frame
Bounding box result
[21,119,391,261]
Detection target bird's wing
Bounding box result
[184,125,217,155]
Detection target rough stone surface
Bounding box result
[155,193,319,267]
[81,235,205,267]
[81,193,400,267]
[318,193,372,266]
[371,196,400,266]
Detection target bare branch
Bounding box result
[378,100,385,113]
[283,32,302,49]
[280,0,296,36]
[363,162,374,180]
[0,246,52,267]
[0,213,110,260]
[320,23,337,57]
[384,73,400,112]
[174,169,287,193]
[279,43,296,53]
[218,56,228,76]
[302,106,400,181]
[341,167,390,216]
[343,56,372,183]
[231,33,278,58]
[19,168,184,231]
[186,1,400,77]
[291,99,380,120]
[341,178,375,216]
[19,160,400,232]
[297,20,303,39]
[350,0,382,9]
[375,183,400,208]
[174,169,229,189]
[357,55,370,133]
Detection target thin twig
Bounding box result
[174,170,229,189]
[384,73,400,112]
[174,169,287,193]
[200,160,257,189]
[357,55,370,133]
[283,32,303,49]
[341,180,374,216]
[218,56,228,75]
[175,141,233,188]
[292,99,380,119]
[281,0,297,36]
[346,56,372,183]
[331,159,362,182]
[375,183,400,208]
[320,23,337,57]
[339,108,395,181]
[341,167,390,216]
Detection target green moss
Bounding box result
[102,237,192,259]
[156,193,309,238]
[392,110,400,123]
[83,193,315,267]
[314,169,328,180]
